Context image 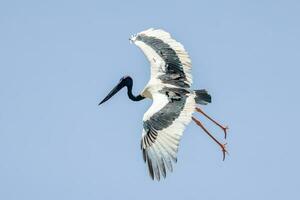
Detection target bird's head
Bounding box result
[98,76,133,105]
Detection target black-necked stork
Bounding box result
[99,28,228,181]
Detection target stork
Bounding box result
[99,28,228,181]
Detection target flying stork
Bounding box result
[99,28,228,181]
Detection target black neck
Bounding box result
[124,76,145,102]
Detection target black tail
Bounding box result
[194,89,211,105]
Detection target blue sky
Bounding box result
[1,0,300,199]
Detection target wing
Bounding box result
[141,87,196,180]
[131,28,192,88]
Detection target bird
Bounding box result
[99,28,228,181]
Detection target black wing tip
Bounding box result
[144,150,174,181]
[147,158,154,180]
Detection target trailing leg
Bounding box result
[195,107,229,139]
[192,116,228,161]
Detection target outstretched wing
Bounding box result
[141,87,196,180]
[131,28,192,88]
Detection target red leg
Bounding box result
[196,107,229,139]
[192,116,228,161]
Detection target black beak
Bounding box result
[98,80,125,105]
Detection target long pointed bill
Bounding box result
[98,80,125,105]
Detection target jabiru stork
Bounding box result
[99,28,228,181]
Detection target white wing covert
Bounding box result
[131,28,196,180]
[141,87,196,180]
[131,28,192,88]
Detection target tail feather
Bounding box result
[194,89,211,105]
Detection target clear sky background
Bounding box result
[1,0,300,199]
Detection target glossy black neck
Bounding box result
[124,76,145,102]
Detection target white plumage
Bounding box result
[132,28,192,87]
[132,28,198,180]
[99,28,227,181]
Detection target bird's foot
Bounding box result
[223,126,229,139]
[221,143,228,161]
